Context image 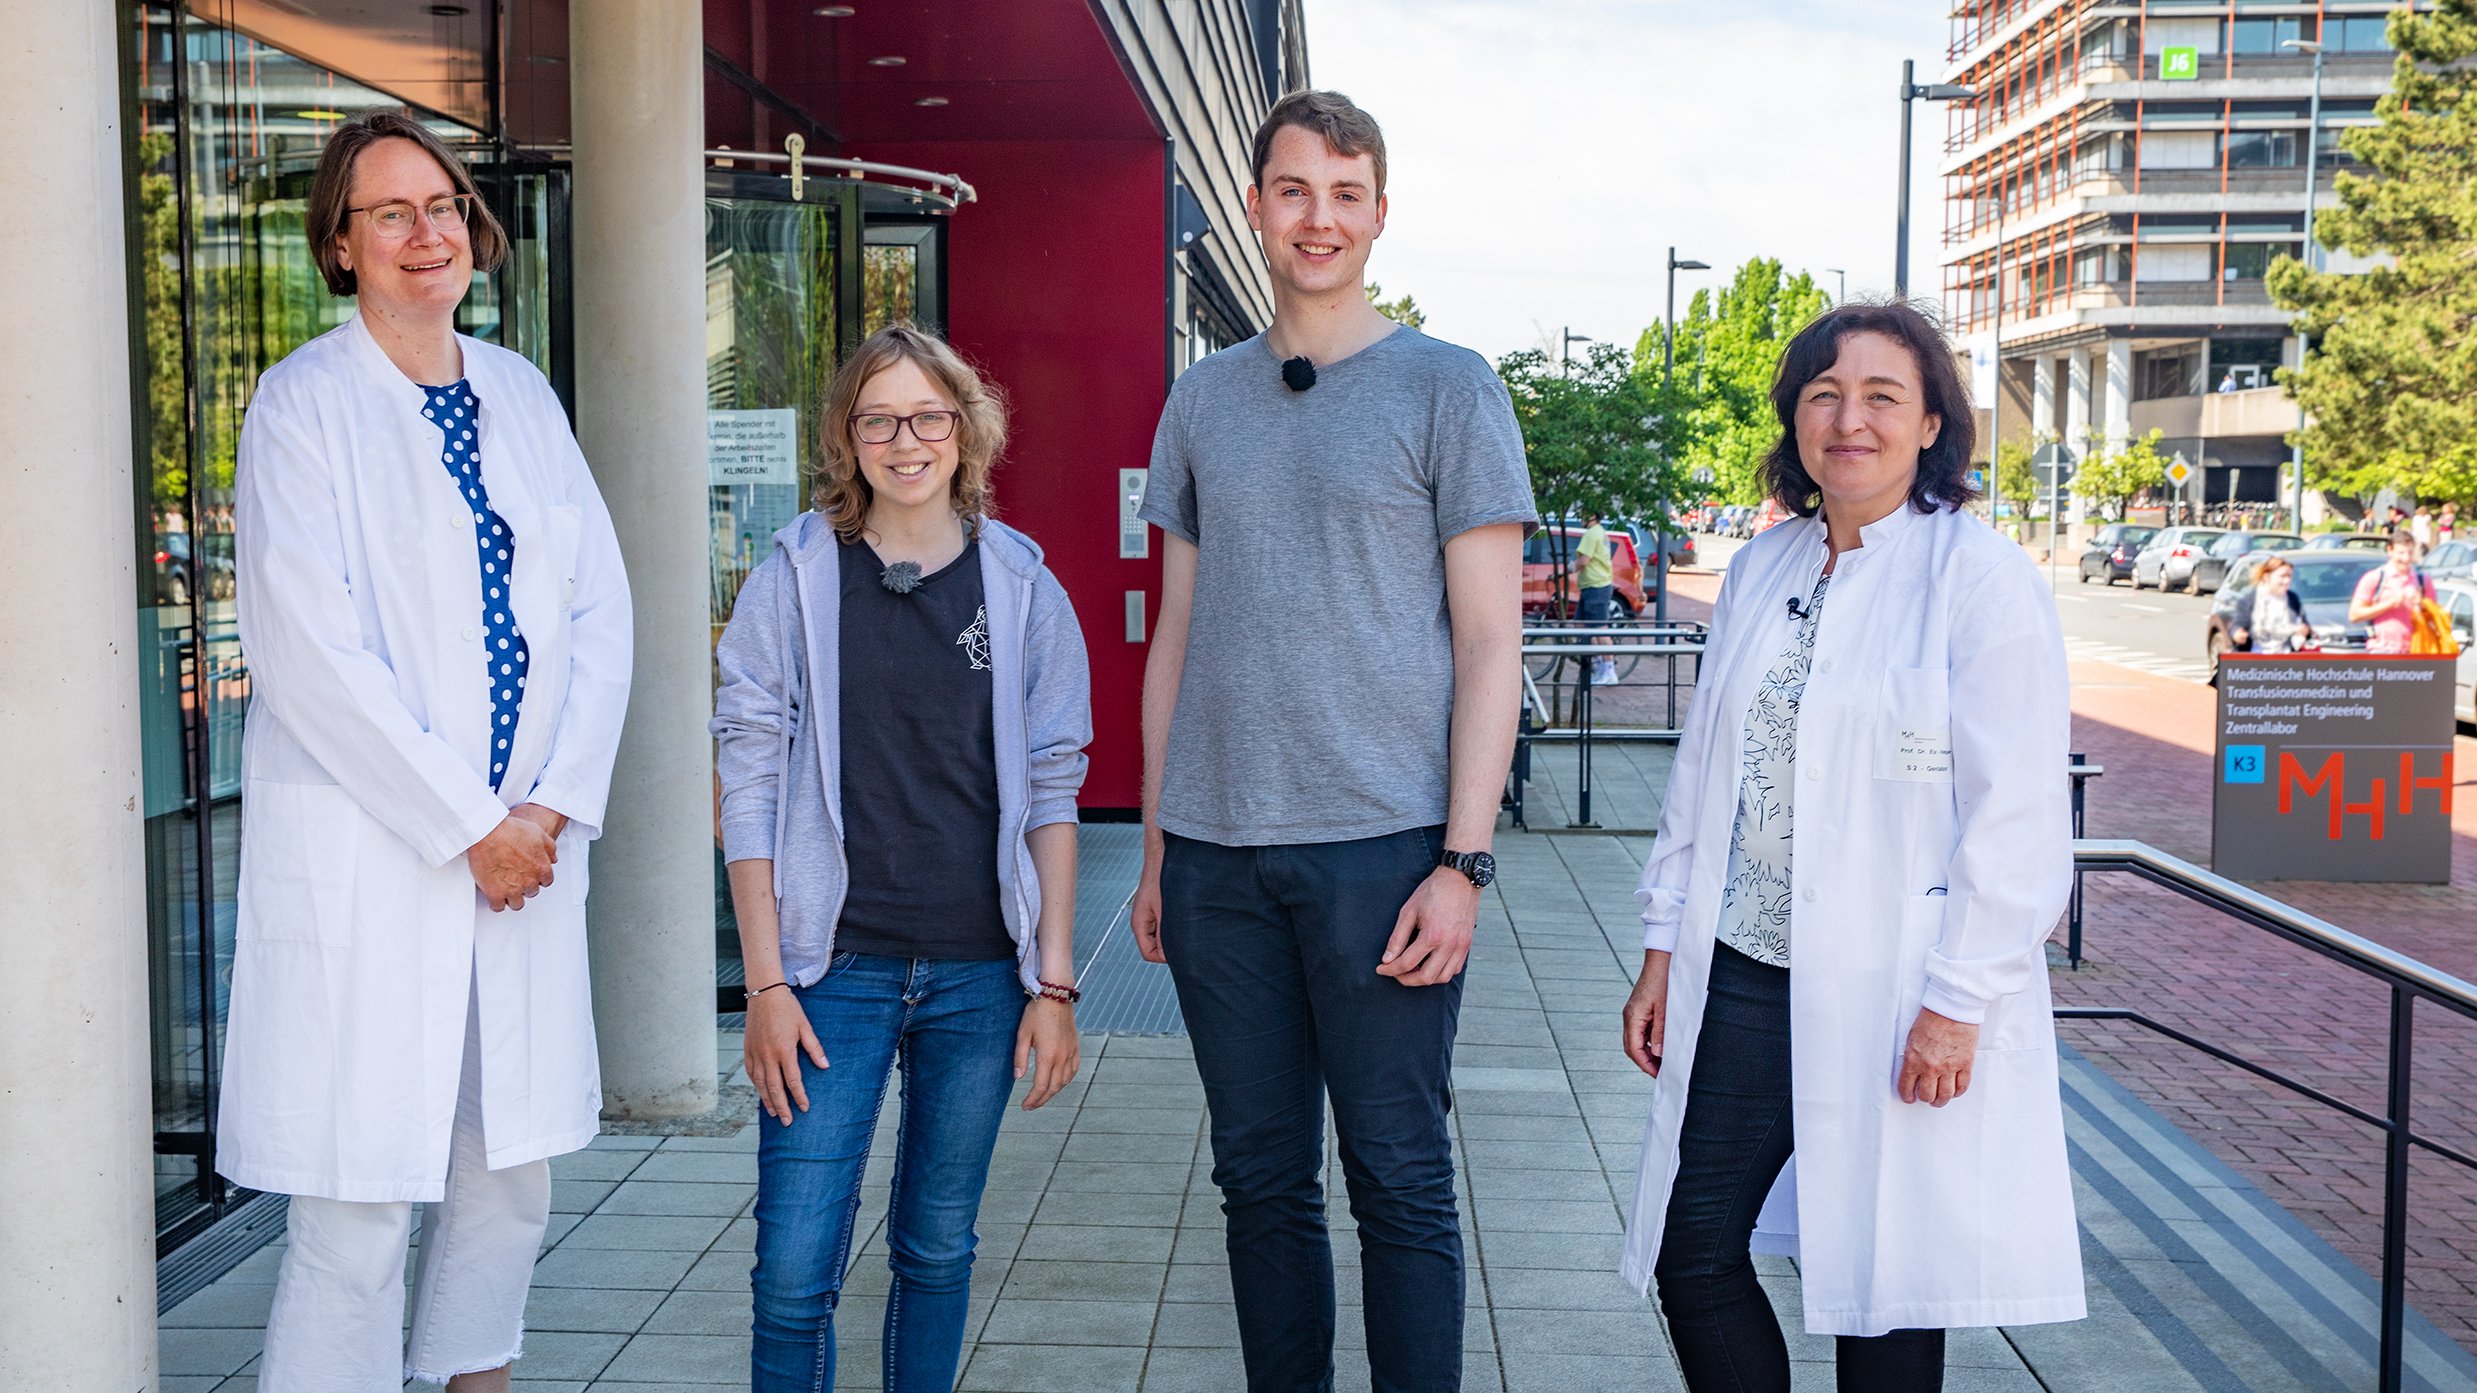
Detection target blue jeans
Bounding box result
[750,952,1024,1393]
[1159,827,1464,1393]
[1654,943,1945,1393]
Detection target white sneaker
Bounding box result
[1593,659,1618,685]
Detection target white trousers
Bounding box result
[258,975,553,1390]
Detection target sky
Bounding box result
[1303,0,1960,363]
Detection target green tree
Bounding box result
[1497,341,1689,614]
[2266,0,2477,503]
[1652,259,1830,505]
[2073,429,2171,520]
[1366,281,1425,330]
[1993,436,2041,519]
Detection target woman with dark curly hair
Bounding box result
[710,325,1092,1392]
[1616,301,2085,1392]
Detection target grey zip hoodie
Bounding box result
[710,512,1093,992]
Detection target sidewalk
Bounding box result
[157,806,2477,1390]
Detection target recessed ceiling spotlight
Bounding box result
[812,5,855,14]
[426,3,469,15]
[868,55,907,67]
[915,96,948,107]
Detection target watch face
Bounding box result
[1469,852,1496,888]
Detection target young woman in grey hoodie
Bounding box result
[711,326,1092,1392]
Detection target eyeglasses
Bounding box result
[346,194,475,239]
[851,411,958,445]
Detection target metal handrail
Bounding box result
[1510,623,1708,828]
[2066,838,2476,1392]
[703,147,977,209]
[2071,840,2477,1017]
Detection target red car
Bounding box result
[1523,525,1647,620]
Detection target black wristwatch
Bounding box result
[1437,847,1496,889]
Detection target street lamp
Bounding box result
[2282,37,2327,531]
[1660,249,1710,623]
[1560,326,1594,372]
[1664,248,1709,386]
[1896,60,1978,301]
[1824,267,1847,304]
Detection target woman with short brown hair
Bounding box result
[221,109,631,1391]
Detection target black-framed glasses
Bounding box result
[346,194,474,239]
[851,411,958,445]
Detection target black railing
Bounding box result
[1511,623,1706,829]
[2065,839,2477,1393]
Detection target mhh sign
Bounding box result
[2214,655,2456,883]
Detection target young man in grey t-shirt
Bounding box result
[1133,90,1534,1392]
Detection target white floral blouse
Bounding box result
[1715,570,1831,967]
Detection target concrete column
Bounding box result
[0,5,161,1387]
[2032,355,2058,442]
[2104,338,2135,455]
[2065,349,2093,454]
[570,0,717,1118]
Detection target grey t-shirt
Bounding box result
[1141,327,1535,846]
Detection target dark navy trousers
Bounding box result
[1161,827,1464,1393]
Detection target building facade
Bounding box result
[1,3,1300,1374]
[1941,0,2399,515]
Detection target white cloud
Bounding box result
[1306,0,1957,361]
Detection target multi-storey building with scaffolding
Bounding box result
[1942,1,2402,519]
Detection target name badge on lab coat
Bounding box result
[1888,725,1954,781]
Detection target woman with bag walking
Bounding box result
[711,325,1092,1392]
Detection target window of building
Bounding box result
[2135,244,2215,281]
[2208,338,2287,386]
[2232,16,2319,53]
[2222,242,2300,279]
[2336,15,2394,51]
[2074,246,2122,286]
[2226,130,2299,168]
[2140,131,2220,170]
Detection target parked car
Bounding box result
[2204,551,2387,665]
[2435,579,2477,726]
[2077,523,2159,586]
[2420,539,2476,581]
[2299,532,2391,552]
[2191,531,2305,595]
[2132,527,2227,592]
[1522,524,1646,620]
[1626,520,1698,572]
[1751,499,1791,536]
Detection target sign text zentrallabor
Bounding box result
[2213,654,2456,883]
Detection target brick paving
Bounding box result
[2058,658,2477,1348]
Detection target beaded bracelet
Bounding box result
[1031,979,1081,1005]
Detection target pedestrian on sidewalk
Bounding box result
[1619,301,2084,1393]
[2235,556,2313,655]
[711,326,1092,1393]
[1130,89,1534,1393]
[2348,530,2433,655]
[219,112,635,1393]
[1578,509,1620,685]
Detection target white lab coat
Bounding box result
[1623,503,2085,1335]
[216,314,632,1204]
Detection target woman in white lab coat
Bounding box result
[1618,302,2083,1393]
[218,110,631,1393]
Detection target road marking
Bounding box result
[2125,603,2165,613]
[2061,636,2212,684]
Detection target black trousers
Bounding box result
[1159,827,1464,1393]
[1653,943,1946,1393]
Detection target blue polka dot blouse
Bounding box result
[420,381,530,791]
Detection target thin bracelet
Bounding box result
[744,981,790,1001]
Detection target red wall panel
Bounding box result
[868,137,1168,811]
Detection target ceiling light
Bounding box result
[812,5,855,14]
[868,55,907,67]
[526,54,565,64]
[296,108,347,120]
[426,4,469,15]
[915,96,948,107]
